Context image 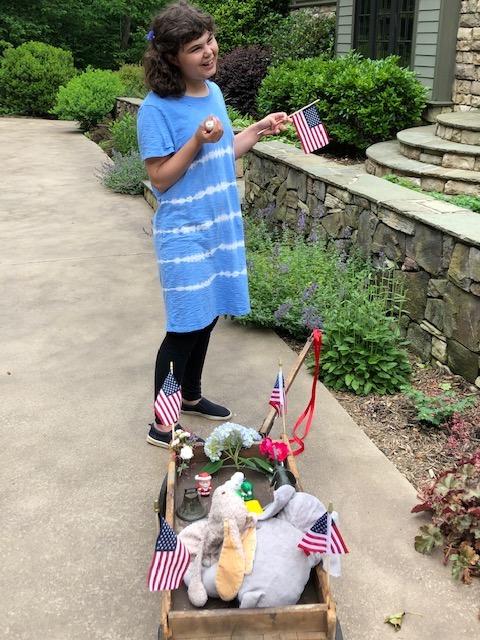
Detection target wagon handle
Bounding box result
[259,332,315,437]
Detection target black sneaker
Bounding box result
[146,423,173,449]
[146,423,205,448]
[181,397,232,421]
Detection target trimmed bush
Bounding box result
[52,68,125,130]
[0,41,75,116]
[216,46,271,116]
[99,150,147,195]
[265,9,335,65]
[109,112,138,155]
[257,53,428,152]
[116,64,147,98]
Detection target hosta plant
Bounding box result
[412,451,480,583]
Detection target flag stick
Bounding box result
[279,360,287,437]
[256,99,322,136]
[325,501,333,593]
[170,361,176,443]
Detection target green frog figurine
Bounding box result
[238,480,263,514]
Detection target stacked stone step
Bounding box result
[365,112,480,196]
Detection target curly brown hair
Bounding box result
[144,1,215,97]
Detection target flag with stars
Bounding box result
[154,371,182,426]
[269,368,286,417]
[291,104,329,154]
[298,512,349,555]
[147,516,190,591]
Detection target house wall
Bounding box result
[335,0,460,105]
[452,0,480,110]
[335,0,354,55]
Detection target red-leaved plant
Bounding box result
[412,440,480,583]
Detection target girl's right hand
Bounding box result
[195,115,223,144]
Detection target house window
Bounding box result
[353,0,415,67]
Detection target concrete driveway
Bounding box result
[1,117,478,640]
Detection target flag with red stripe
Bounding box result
[147,516,190,591]
[154,371,181,426]
[298,511,349,556]
[291,104,329,154]
[269,369,286,417]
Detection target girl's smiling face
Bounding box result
[175,31,218,86]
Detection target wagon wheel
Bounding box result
[336,619,344,640]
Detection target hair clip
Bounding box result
[146,30,155,42]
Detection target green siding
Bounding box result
[335,0,353,55]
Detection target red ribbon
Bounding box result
[289,328,322,456]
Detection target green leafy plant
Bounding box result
[241,212,411,395]
[109,112,139,155]
[385,175,480,214]
[52,68,125,130]
[98,150,147,195]
[0,41,76,116]
[264,8,335,65]
[403,387,476,426]
[115,63,147,98]
[198,0,290,54]
[257,53,428,152]
[227,106,255,129]
[412,452,480,583]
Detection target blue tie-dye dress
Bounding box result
[137,81,250,333]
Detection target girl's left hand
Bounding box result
[255,112,290,137]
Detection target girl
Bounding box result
[138,0,289,447]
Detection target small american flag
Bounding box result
[147,516,190,591]
[291,104,329,154]
[298,512,349,555]
[154,371,182,426]
[269,369,286,416]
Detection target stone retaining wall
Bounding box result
[453,0,480,110]
[244,141,480,386]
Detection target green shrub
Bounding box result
[116,64,147,98]
[99,150,147,195]
[216,46,271,116]
[240,213,411,395]
[198,0,290,53]
[109,112,138,155]
[385,175,480,214]
[403,387,477,426]
[0,41,75,116]
[265,9,335,65]
[52,68,125,130]
[257,53,428,152]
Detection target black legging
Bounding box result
[154,317,218,422]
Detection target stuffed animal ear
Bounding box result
[215,518,245,601]
[241,526,256,575]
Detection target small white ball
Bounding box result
[205,119,215,132]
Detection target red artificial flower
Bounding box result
[259,437,289,462]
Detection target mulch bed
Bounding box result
[280,332,480,490]
[332,363,480,490]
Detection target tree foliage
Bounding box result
[0,0,162,69]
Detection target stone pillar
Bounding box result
[453,0,480,110]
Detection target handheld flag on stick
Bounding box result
[291,103,329,154]
[269,367,286,417]
[154,366,181,427]
[298,511,349,556]
[147,516,190,591]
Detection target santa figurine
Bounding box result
[195,472,212,497]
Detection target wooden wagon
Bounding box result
[154,336,344,640]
